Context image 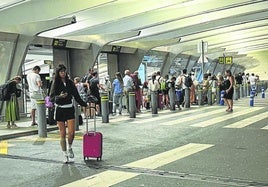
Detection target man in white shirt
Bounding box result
[27,66,42,126]
[123,70,134,112]
[249,73,257,91]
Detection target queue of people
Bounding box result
[1,64,262,164]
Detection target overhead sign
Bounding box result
[225,56,233,64]
[218,57,224,64]
[197,54,209,63]
[218,56,233,64]
[197,41,208,53]
[52,39,67,48]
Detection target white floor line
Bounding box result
[62,143,214,187]
[191,107,263,127]
[224,111,268,128]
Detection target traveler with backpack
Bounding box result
[161,74,169,109]
[74,77,90,118]
[5,76,22,129]
[176,69,193,107]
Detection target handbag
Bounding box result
[87,94,98,103]
[30,90,45,100]
[45,96,54,108]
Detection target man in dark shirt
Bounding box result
[235,72,243,85]
[89,71,102,116]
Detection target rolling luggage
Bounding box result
[158,93,164,110]
[83,107,103,161]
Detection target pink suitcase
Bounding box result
[83,108,103,161]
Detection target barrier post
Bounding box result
[74,101,79,131]
[169,87,176,111]
[240,84,244,98]
[261,87,265,98]
[250,90,255,107]
[184,88,190,108]
[207,87,212,105]
[198,87,204,106]
[151,91,158,114]
[129,92,136,118]
[220,90,225,106]
[244,84,248,97]
[101,93,109,123]
[247,83,251,96]
[234,85,238,100]
[36,100,47,138]
[237,84,240,99]
[216,87,221,104]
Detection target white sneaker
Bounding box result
[63,154,69,164]
[68,148,74,159]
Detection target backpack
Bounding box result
[0,82,10,101]
[184,75,193,87]
[160,80,168,91]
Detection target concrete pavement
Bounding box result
[0,94,268,187]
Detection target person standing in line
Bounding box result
[190,72,196,105]
[49,64,89,163]
[5,76,22,129]
[26,65,42,126]
[131,71,142,113]
[223,69,234,112]
[112,72,124,115]
[176,69,189,107]
[142,81,150,110]
[89,71,103,116]
[100,75,112,100]
[161,74,169,108]
[148,73,160,108]
[74,77,90,118]
[123,70,134,113]
[249,73,257,91]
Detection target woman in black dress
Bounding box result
[223,70,234,112]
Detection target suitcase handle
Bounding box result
[85,105,97,133]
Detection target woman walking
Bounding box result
[50,64,88,163]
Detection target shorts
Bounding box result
[55,106,75,122]
[30,98,37,110]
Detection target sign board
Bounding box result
[52,39,67,48]
[138,63,146,84]
[218,57,224,64]
[225,56,233,64]
[111,46,121,53]
[197,54,209,63]
[197,41,208,53]
[218,56,233,64]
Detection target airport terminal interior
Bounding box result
[0,0,268,186]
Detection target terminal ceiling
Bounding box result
[0,0,267,76]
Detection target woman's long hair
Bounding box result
[152,74,156,84]
[51,64,69,94]
[116,72,123,84]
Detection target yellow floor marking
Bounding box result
[8,135,84,143]
[191,107,263,127]
[261,125,268,130]
[224,111,268,128]
[62,143,213,187]
[0,141,8,155]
